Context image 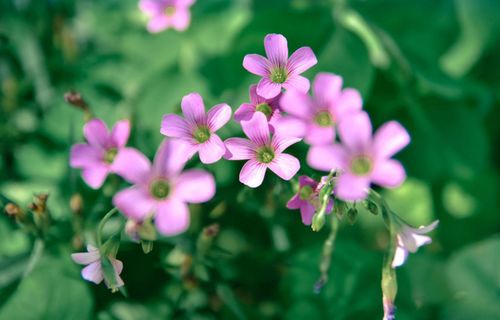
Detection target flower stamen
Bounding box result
[256,146,275,164]
[350,156,372,176]
[150,179,171,199]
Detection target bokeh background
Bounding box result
[1,0,499,319]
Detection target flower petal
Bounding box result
[334,172,370,201]
[272,134,301,153]
[282,75,310,94]
[371,159,406,188]
[268,153,300,181]
[338,111,372,153]
[334,88,363,119]
[113,187,156,221]
[243,54,269,76]
[287,47,317,75]
[112,147,152,184]
[153,139,189,177]
[84,119,110,148]
[239,160,267,188]
[70,144,103,168]
[81,164,110,189]
[161,114,191,138]
[81,261,104,284]
[264,34,288,66]
[171,8,191,31]
[224,138,255,160]
[147,15,169,33]
[207,103,231,132]
[155,200,190,236]
[280,89,314,119]
[174,169,215,203]
[392,246,409,268]
[300,203,316,225]
[72,251,100,265]
[241,112,270,145]
[286,194,302,209]
[414,220,439,234]
[234,103,256,122]
[306,144,347,172]
[257,77,282,99]
[272,116,307,139]
[198,134,226,164]
[304,124,335,146]
[181,92,206,124]
[139,0,163,14]
[313,73,343,105]
[110,120,130,148]
[373,121,410,159]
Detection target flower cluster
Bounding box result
[68,32,438,320]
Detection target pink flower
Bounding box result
[279,73,363,145]
[224,113,301,188]
[243,33,317,99]
[308,112,410,201]
[286,175,333,225]
[392,219,439,268]
[70,119,134,189]
[112,139,215,236]
[71,245,124,289]
[161,93,231,164]
[139,0,195,32]
[234,85,281,127]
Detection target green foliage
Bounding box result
[0,0,499,319]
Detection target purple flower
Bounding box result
[70,119,134,189]
[234,85,282,127]
[286,175,332,225]
[308,112,410,201]
[243,33,317,99]
[161,93,231,164]
[139,0,195,32]
[279,73,363,145]
[71,245,124,289]
[112,139,215,236]
[224,113,301,188]
[392,219,439,268]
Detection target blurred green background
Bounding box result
[1,0,499,319]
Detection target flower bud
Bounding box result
[346,207,358,225]
[64,90,89,111]
[311,212,326,232]
[364,199,379,215]
[5,203,22,218]
[70,194,83,215]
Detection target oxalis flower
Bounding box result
[70,119,134,189]
[286,176,332,225]
[234,84,281,127]
[161,92,231,164]
[112,139,215,236]
[279,72,363,145]
[71,245,124,291]
[224,113,301,188]
[243,33,317,99]
[139,0,195,33]
[308,112,410,201]
[392,218,439,268]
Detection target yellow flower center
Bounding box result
[104,148,118,164]
[255,103,273,118]
[314,111,333,127]
[270,67,288,84]
[256,146,275,164]
[150,179,170,199]
[350,156,373,176]
[193,126,211,143]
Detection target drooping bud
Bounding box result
[197,223,220,255]
[364,198,379,215]
[311,212,326,232]
[333,200,347,220]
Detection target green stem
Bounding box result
[314,216,340,293]
[97,207,118,248]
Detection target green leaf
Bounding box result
[216,284,246,320]
[0,254,93,320]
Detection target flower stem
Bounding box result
[96,207,118,248]
[314,215,339,293]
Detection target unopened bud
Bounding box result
[311,212,326,232]
[30,193,49,215]
[64,90,89,111]
[197,223,220,255]
[141,240,154,254]
[5,203,23,219]
[346,207,358,225]
[70,194,83,215]
[333,200,347,220]
[203,223,220,238]
[364,199,379,215]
